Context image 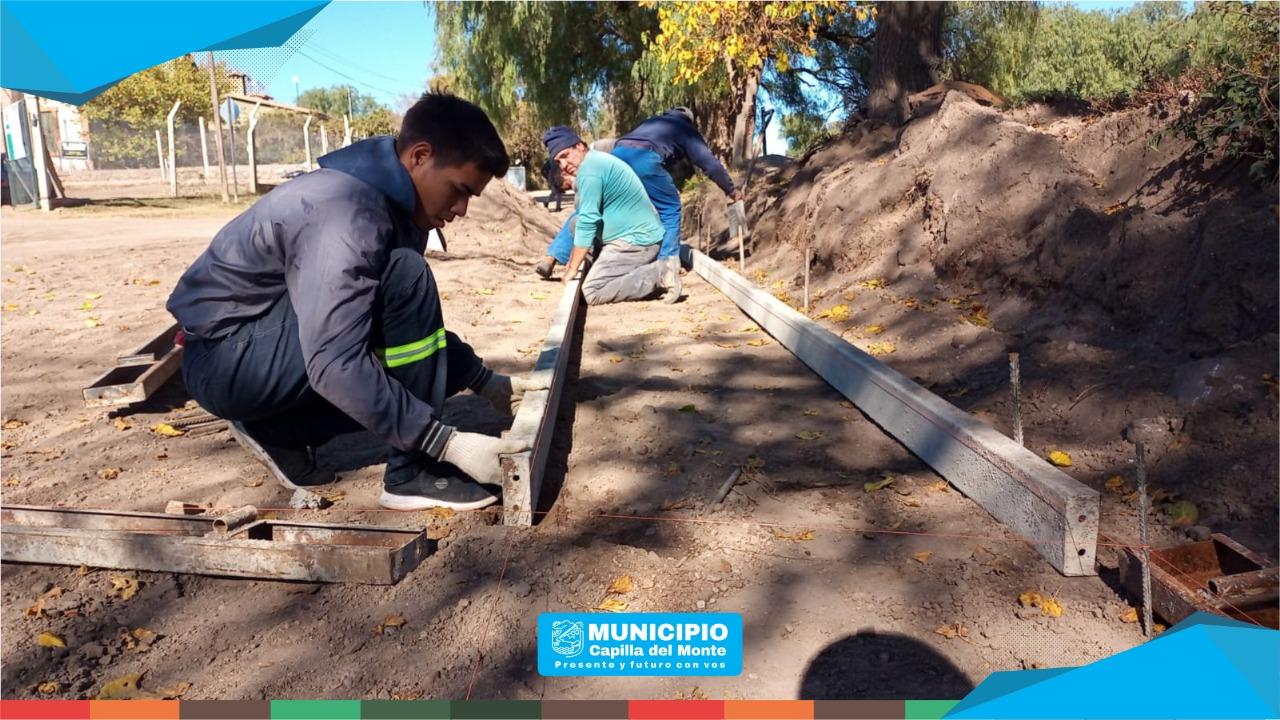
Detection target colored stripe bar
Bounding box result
[270,700,361,719]
[725,700,814,719]
[90,700,178,719]
[359,700,449,719]
[540,700,629,719]
[903,700,958,720]
[0,700,91,720]
[447,701,539,719]
[813,700,906,719]
[181,700,271,719]
[629,700,725,720]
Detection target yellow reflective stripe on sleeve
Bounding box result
[376,328,447,368]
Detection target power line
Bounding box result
[295,48,402,98]
[303,42,415,86]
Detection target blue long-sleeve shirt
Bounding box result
[617,110,736,195]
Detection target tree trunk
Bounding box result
[729,65,761,169]
[865,1,946,125]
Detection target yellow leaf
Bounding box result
[79,300,95,311]
[1105,475,1127,493]
[746,338,770,347]
[867,342,896,356]
[37,632,65,648]
[864,476,894,492]
[609,356,625,363]
[1048,450,1073,467]
[1166,500,1199,527]
[151,423,185,437]
[85,292,102,301]
[818,304,850,322]
[37,681,59,694]
[607,575,635,594]
[865,324,886,335]
[530,291,549,301]
[927,481,949,492]
[803,409,820,416]
[475,288,495,296]
[1041,597,1064,618]
[771,528,815,542]
[112,417,131,431]
[1119,607,1139,624]
[858,278,887,289]
[597,597,628,612]
[3,418,28,429]
[719,314,735,321]
[110,576,140,600]
[913,551,933,564]
[795,430,824,441]
[85,317,102,328]
[1019,590,1043,608]
[96,672,152,700]
[2,303,18,312]
[715,342,741,349]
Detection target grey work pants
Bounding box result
[581,240,663,306]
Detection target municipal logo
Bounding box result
[550,619,585,658]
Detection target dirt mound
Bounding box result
[686,92,1278,557]
[447,178,564,261]
[699,91,1278,355]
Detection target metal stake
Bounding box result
[1010,353,1023,446]
[1137,441,1153,636]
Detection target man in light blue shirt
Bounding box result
[543,126,681,305]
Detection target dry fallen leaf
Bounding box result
[79,300,95,311]
[112,417,131,431]
[597,597,628,612]
[714,342,741,349]
[36,631,65,648]
[609,356,625,363]
[817,304,850,322]
[1048,450,1073,467]
[530,291,549,301]
[426,507,456,520]
[124,627,159,652]
[746,338,770,347]
[85,292,102,301]
[151,423,185,437]
[927,480,950,492]
[858,278,887,289]
[97,468,121,480]
[37,681,59,695]
[795,430,824,441]
[3,418,28,430]
[803,409,820,416]
[96,673,152,700]
[159,681,192,699]
[607,575,635,594]
[934,623,968,640]
[24,587,64,618]
[1105,475,1127,493]
[109,576,140,600]
[913,551,934,564]
[864,477,895,492]
[867,341,896,356]
[1119,607,1139,624]
[864,324,886,335]
[84,317,103,328]
[771,528,815,542]
[475,288,495,296]
[1019,589,1064,617]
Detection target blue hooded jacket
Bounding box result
[167,136,482,454]
[616,110,736,195]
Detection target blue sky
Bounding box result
[252,0,1144,155]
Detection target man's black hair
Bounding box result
[398,92,509,177]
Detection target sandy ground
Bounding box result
[0,176,1178,702]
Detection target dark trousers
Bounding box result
[181,248,481,485]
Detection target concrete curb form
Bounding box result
[692,250,1099,576]
[500,277,583,527]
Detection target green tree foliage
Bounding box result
[944,1,1241,103]
[297,85,385,119]
[81,55,236,167]
[780,110,838,157]
[435,1,656,166]
[1169,3,1279,183]
[350,106,400,139]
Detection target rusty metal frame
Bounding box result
[82,322,183,407]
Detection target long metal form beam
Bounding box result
[500,277,584,526]
[691,250,1099,576]
[0,505,430,585]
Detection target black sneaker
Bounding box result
[380,462,500,511]
[228,421,335,490]
[535,257,557,280]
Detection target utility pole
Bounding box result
[346,84,353,119]
[206,51,229,203]
[292,75,300,106]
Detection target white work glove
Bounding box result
[440,430,530,485]
[477,373,548,416]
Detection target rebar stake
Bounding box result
[1137,441,1154,637]
[1009,352,1023,446]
